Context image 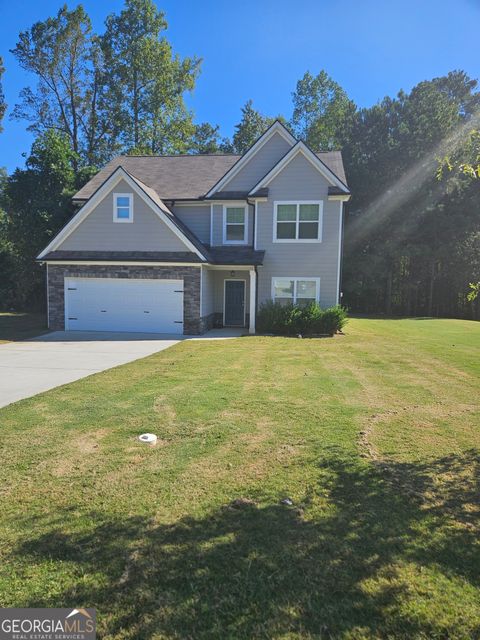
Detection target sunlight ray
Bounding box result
[347,111,480,247]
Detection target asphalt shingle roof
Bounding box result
[73,151,348,202]
[207,247,265,265]
[41,248,266,266]
[315,151,347,186]
[74,155,240,201]
[41,250,203,263]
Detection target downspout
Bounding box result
[46,262,49,329]
[255,265,259,330]
[339,201,345,306]
[247,198,256,249]
[247,198,258,333]
[248,198,258,333]
[252,200,256,249]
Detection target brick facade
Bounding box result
[47,264,206,334]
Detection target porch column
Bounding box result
[249,269,256,334]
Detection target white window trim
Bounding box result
[113,193,133,223]
[273,201,323,243]
[222,204,248,245]
[271,277,321,305]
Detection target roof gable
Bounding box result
[210,130,293,193]
[248,142,350,196]
[38,167,208,261]
[205,121,296,198]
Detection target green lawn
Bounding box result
[0,312,47,343]
[0,318,479,639]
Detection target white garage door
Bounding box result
[65,277,184,334]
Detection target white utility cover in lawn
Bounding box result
[65,277,184,334]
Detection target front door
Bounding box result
[224,280,245,326]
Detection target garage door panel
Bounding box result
[65,278,184,334]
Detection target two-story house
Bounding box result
[37,121,350,335]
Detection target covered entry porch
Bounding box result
[201,266,257,334]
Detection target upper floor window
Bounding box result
[274,201,323,242]
[113,193,133,223]
[223,205,248,244]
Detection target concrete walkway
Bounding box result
[0,328,246,409]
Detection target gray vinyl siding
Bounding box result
[173,204,211,244]
[255,153,342,309]
[211,204,222,245]
[59,179,188,252]
[211,203,254,246]
[223,132,291,192]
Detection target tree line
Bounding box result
[0,0,479,318]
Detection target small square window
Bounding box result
[117,207,130,219]
[114,194,133,222]
[116,196,130,208]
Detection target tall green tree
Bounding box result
[229,100,281,154]
[101,0,200,154]
[291,70,356,150]
[438,124,480,303]
[342,71,480,319]
[188,122,223,154]
[10,5,111,167]
[0,130,92,308]
[438,128,480,180]
[0,56,6,133]
[0,169,17,308]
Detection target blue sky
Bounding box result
[0,0,479,173]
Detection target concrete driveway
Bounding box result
[0,331,180,409]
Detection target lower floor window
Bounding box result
[272,277,320,307]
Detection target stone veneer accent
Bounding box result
[47,264,204,334]
[199,312,216,334]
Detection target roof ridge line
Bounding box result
[123,153,241,158]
